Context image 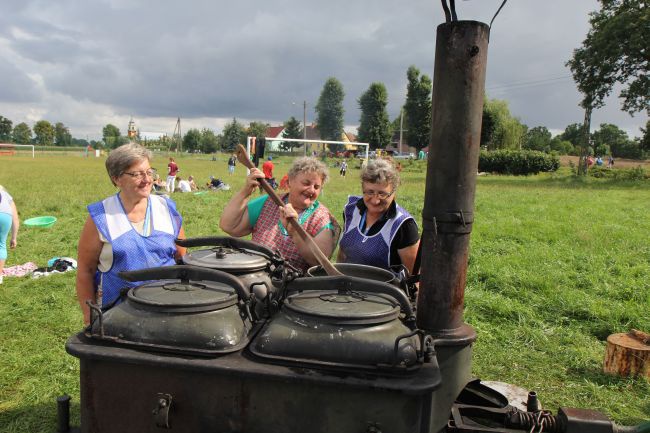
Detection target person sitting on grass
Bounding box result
[177,176,192,193]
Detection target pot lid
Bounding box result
[283,290,400,324]
[182,247,269,272]
[128,279,238,313]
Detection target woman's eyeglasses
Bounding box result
[363,190,394,200]
[122,170,154,180]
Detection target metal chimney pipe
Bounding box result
[417,21,489,339]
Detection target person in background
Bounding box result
[339,159,348,177]
[337,158,419,275]
[262,156,277,189]
[188,175,198,191]
[607,155,615,168]
[151,173,166,192]
[227,154,237,175]
[166,157,179,193]
[76,143,186,325]
[219,157,339,272]
[177,176,192,193]
[0,185,20,285]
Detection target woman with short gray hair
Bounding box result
[76,142,187,325]
[337,158,419,274]
[220,156,339,272]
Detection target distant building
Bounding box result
[127,118,137,139]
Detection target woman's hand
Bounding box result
[10,238,17,248]
[245,168,265,196]
[279,204,299,235]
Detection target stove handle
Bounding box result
[286,276,416,325]
[119,265,251,301]
[175,236,280,261]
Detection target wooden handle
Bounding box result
[235,145,342,276]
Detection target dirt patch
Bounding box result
[559,155,650,169]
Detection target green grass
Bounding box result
[0,154,648,431]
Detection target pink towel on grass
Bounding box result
[1,262,38,277]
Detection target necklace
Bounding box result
[278,198,319,236]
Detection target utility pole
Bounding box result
[172,117,182,153]
[303,100,307,156]
[399,108,404,154]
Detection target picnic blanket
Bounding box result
[1,262,39,277]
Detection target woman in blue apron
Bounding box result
[75,143,187,325]
[337,158,419,275]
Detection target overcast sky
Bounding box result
[0,0,647,141]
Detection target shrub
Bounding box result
[589,165,648,180]
[478,150,560,175]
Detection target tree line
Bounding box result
[0,117,98,147]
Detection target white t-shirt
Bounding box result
[0,191,14,215]
[178,180,191,193]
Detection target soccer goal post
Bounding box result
[0,143,35,158]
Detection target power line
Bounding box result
[487,75,573,92]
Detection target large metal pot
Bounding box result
[178,236,288,317]
[307,262,398,285]
[249,275,431,372]
[86,265,254,356]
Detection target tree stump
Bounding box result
[603,332,650,378]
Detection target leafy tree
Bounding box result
[200,128,219,154]
[54,122,72,147]
[480,103,496,149]
[12,122,31,144]
[567,0,649,173]
[549,137,574,155]
[522,126,552,152]
[640,120,650,154]
[71,137,90,147]
[567,0,648,115]
[482,98,527,150]
[281,116,303,151]
[0,116,13,142]
[221,118,246,152]
[357,82,392,150]
[246,122,269,140]
[404,66,432,150]
[559,123,585,148]
[33,120,55,146]
[593,123,640,158]
[183,129,202,153]
[315,77,345,142]
[102,124,121,149]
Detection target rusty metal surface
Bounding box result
[68,333,442,433]
[417,20,489,336]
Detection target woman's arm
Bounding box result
[336,248,347,263]
[175,226,187,260]
[397,240,420,275]
[219,168,263,237]
[76,216,103,326]
[9,201,19,248]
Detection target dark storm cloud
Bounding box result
[1,0,646,137]
[0,62,41,102]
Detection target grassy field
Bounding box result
[0,153,648,432]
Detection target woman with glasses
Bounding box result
[337,158,419,274]
[75,143,187,325]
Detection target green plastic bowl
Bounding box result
[24,216,57,228]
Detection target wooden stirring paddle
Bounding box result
[235,145,342,276]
